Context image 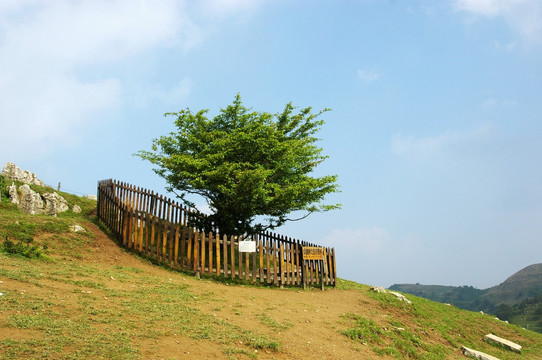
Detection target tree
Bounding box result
[137,94,340,236]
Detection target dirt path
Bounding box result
[82,221,385,359]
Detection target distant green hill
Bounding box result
[388,284,488,311]
[390,263,542,333]
[485,264,542,304]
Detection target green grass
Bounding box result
[341,314,383,344]
[343,288,542,359]
[335,278,371,291]
[256,313,293,330]
[0,249,281,359]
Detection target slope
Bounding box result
[1,192,542,359]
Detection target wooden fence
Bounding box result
[97,179,336,288]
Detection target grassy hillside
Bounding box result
[390,264,542,333]
[2,183,542,359]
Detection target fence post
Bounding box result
[258,234,264,283]
[320,257,325,291]
[230,235,235,280]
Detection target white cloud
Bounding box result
[454,0,542,44]
[481,97,498,109]
[481,97,517,109]
[197,0,261,18]
[391,123,494,160]
[0,0,259,159]
[0,1,191,158]
[493,39,517,51]
[131,78,193,109]
[357,69,382,82]
[323,227,390,255]
[165,78,194,106]
[2,76,121,154]
[454,0,507,16]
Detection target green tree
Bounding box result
[137,94,340,235]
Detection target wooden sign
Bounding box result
[239,240,256,253]
[303,246,325,260]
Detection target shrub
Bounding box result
[1,236,46,258]
[0,175,7,202]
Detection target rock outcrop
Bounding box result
[42,192,69,216]
[17,184,45,215]
[2,162,75,216]
[8,182,19,205]
[3,162,79,217]
[2,162,45,187]
[8,183,70,216]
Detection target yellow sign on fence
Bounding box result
[303,246,325,260]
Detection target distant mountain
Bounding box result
[390,263,542,333]
[388,284,488,312]
[485,263,542,304]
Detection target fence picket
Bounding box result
[230,235,235,279]
[258,235,264,283]
[216,233,220,277]
[240,250,244,280]
[222,234,228,277]
[201,232,206,274]
[174,225,180,266]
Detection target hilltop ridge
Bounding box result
[485,263,542,302]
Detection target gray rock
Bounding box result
[484,334,521,353]
[2,162,45,186]
[389,291,412,304]
[461,346,500,360]
[17,184,44,215]
[42,192,69,216]
[85,194,98,201]
[370,286,387,293]
[72,204,82,213]
[8,182,19,205]
[69,224,86,233]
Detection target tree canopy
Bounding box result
[137,94,340,235]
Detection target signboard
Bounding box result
[303,246,325,260]
[239,240,256,253]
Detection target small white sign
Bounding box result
[239,240,256,253]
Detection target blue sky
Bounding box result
[2,0,541,288]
